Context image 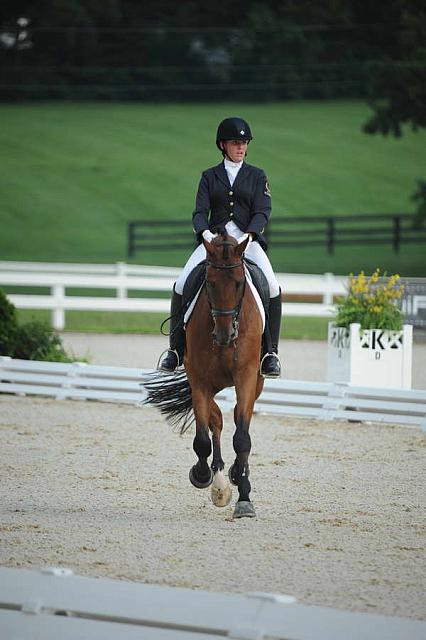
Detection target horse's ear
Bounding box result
[203,237,215,255]
[236,235,250,255]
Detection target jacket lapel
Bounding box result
[213,162,230,187]
[232,162,250,189]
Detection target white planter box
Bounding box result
[327,322,413,389]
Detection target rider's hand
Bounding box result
[202,230,216,243]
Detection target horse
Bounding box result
[145,232,265,518]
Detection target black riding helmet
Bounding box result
[216,117,253,152]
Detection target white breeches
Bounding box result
[175,226,280,297]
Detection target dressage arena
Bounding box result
[1,335,425,622]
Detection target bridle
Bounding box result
[205,248,246,340]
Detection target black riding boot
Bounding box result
[261,291,282,378]
[158,286,185,372]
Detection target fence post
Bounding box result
[52,285,65,331]
[326,217,335,254]
[127,222,135,258]
[323,272,334,305]
[116,262,127,299]
[393,215,401,252]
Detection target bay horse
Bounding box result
[145,232,265,518]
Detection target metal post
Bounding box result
[127,222,135,258]
[393,215,401,252]
[326,217,335,254]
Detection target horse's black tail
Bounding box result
[143,370,194,435]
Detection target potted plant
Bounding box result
[327,269,412,389]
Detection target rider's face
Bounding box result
[221,139,248,162]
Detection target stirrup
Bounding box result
[157,349,180,372]
[260,352,281,379]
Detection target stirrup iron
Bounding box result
[157,348,181,372]
[260,352,281,379]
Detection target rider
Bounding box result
[159,116,282,378]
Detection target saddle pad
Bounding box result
[183,267,265,331]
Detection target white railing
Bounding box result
[0,261,347,330]
[2,566,425,640]
[1,358,425,429]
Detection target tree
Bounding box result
[362,1,426,225]
[362,2,426,136]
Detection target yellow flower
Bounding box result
[369,268,381,285]
[335,268,403,331]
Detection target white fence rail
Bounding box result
[0,261,345,329]
[1,358,425,429]
[2,567,425,640]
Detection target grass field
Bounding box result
[17,309,330,341]
[1,101,425,277]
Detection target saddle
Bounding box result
[182,258,273,353]
[183,258,269,314]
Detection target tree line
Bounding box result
[0,0,423,105]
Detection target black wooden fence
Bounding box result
[127,213,426,258]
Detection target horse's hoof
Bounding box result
[189,465,213,489]
[228,464,238,486]
[211,479,232,508]
[233,501,256,519]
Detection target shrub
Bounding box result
[334,269,404,331]
[11,320,74,362]
[0,288,77,362]
[0,289,18,355]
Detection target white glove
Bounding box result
[202,230,216,243]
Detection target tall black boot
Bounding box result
[261,290,282,378]
[158,286,185,372]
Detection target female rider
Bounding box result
[159,116,282,378]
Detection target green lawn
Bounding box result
[16,309,330,341]
[1,101,425,276]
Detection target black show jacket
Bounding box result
[192,161,271,250]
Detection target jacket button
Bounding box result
[229,191,233,196]
[230,212,234,217]
[230,201,234,206]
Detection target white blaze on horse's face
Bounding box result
[203,235,249,347]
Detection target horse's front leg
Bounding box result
[209,400,232,507]
[189,388,214,489]
[230,378,260,518]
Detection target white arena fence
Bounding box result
[1,357,425,430]
[1,566,425,640]
[0,260,346,330]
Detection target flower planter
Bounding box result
[327,322,413,389]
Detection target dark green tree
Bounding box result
[362,1,426,226]
[363,1,426,136]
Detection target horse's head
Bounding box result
[203,233,250,346]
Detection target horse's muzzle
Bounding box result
[212,321,239,346]
[213,334,236,347]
